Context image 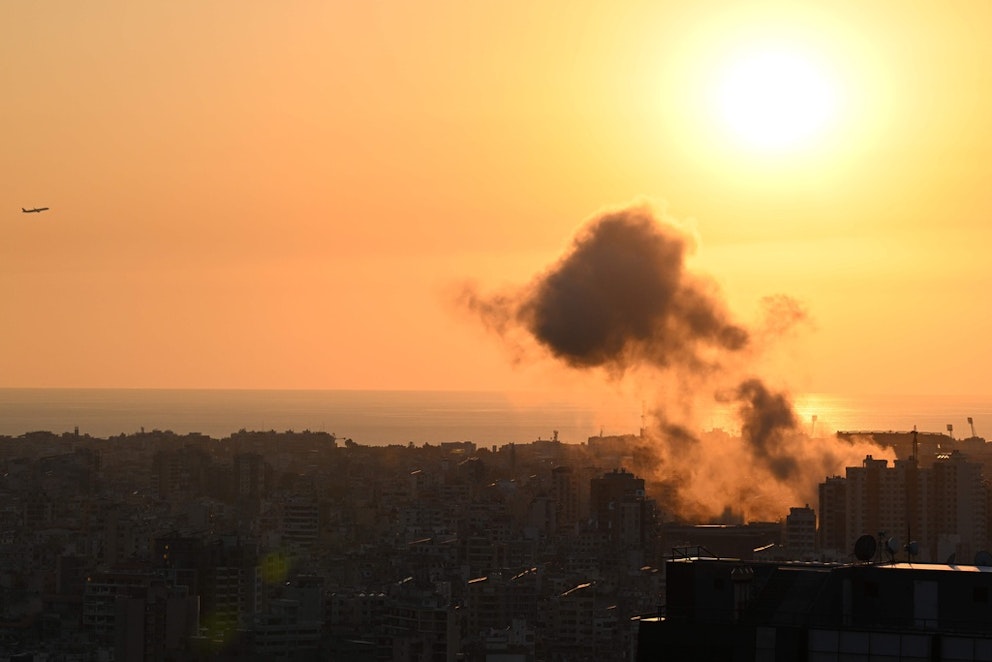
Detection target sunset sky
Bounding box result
[3,1,991,398]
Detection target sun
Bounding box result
[711,48,840,153]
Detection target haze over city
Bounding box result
[3,1,991,404]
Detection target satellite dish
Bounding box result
[885,537,900,556]
[946,553,957,565]
[975,550,992,567]
[905,541,919,558]
[854,534,877,562]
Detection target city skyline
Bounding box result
[4,2,991,400]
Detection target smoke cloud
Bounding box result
[734,379,799,481]
[460,201,890,521]
[461,203,747,375]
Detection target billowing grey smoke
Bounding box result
[734,379,799,480]
[460,202,887,520]
[463,204,748,374]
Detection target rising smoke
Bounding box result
[461,204,747,374]
[460,201,889,521]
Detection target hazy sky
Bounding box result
[3,1,991,397]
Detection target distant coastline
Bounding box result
[0,388,640,445]
[1,388,990,446]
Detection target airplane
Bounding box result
[22,207,49,213]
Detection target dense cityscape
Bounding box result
[6,0,990,660]
[2,423,992,660]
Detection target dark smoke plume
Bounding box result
[461,204,747,376]
[460,202,890,520]
[734,379,799,480]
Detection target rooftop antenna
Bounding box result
[968,416,977,438]
[912,426,918,463]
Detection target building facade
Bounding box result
[818,453,988,563]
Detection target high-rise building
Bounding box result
[551,465,578,533]
[385,587,459,662]
[818,452,987,562]
[83,570,198,658]
[817,476,847,558]
[252,577,324,659]
[929,450,987,562]
[154,534,259,633]
[151,445,211,498]
[233,452,272,500]
[590,469,647,546]
[784,505,816,560]
[282,497,320,550]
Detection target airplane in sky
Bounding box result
[22,207,49,213]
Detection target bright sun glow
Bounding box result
[712,48,840,153]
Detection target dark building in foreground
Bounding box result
[662,521,784,561]
[638,555,992,661]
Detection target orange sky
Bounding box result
[2,1,991,397]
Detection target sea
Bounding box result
[1,389,991,446]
